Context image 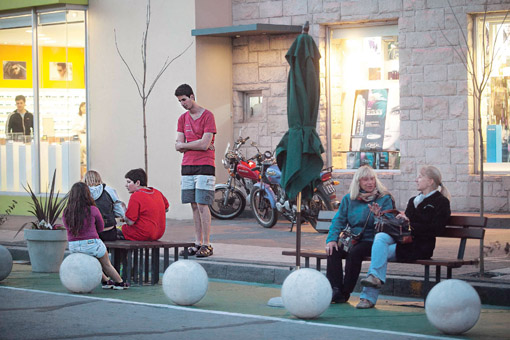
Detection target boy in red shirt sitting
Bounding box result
[117,168,169,241]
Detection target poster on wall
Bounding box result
[49,62,73,81]
[3,61,26,80]
[350,88,388,152]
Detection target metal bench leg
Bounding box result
[133,249,138,284]
[151,248,159,285]
[164,248,169,270]
[174,247,178,262]
[126,250,133,284]
[447,267,452,279]
[183,247,189,259]
[305,257,309,268]
[144,248,149,283]
[435,265,441,283]
[316,259,321,271]
[423,265,431,298]
[139,249,144,285]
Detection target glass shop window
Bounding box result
[244,91,263,121]
[475,14,510,172]
[328,25,400,170]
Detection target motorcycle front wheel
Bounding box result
[209,187,246,220]
[250,187,278,228]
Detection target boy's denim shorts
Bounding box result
[68,238,107,258]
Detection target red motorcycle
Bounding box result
[210,135,264,219]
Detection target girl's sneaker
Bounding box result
[102,280,114,289]
[113,281,130,290]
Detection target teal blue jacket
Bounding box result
[326,193,394,244]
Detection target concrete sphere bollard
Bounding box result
[162,260,208,306]
[0,245,13,281]
[281,268,332,319]
[425,279,481,335]
[59,253,102,293]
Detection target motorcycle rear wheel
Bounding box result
[250,187,278,228]
[209,187,246,220]
[309,191,333,232]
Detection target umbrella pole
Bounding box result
[296,191,301,269]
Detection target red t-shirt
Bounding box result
[122,187,169,241]
[177,110,216,167]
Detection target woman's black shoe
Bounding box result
[331,287,348,304]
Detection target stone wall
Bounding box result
[231,0,510,212]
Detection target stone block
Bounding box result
[283,0,308,16]
[249,52,258,63]
[258,50,281,66]
[436,29,460,47]
[443,119,458,131]
[412,81,456,96]
[260,1,282,18]
[484,197,508,212]
[412,73,424,82]
[451,147,469,164]
[308,0,323,13]
[423,96,449,120]
[412,47,454,66]
[449,96,468,118]
[269,16,292,25]
[249,35,270,51]
[407,140,426,157]
[268,115,289,134]
[226,264,275,284]
[407,66,423,74]
[270,82,287,97]
[410,109,423,120]
[200,262,228,280]
[405,32,436,48]
[233,63,259,84]
[426,147,450,164]
[313,12,341,24]
[400,96,423,110]
[403,0,425,11]
[233,46,249,63]
[233,36,248,47]
[269,35,294,50]
[424,65,448,82]
[456,80,468,95]
[341,0,378,16]
[417,120,442,139]
[448,181,468,197]
[424,138,442,147]
[448,63,467,81]
[399,16,415,32]
[443,131,457,147]
[415,9,445,31]
[380,0,402,13]
[400,120,418,139]
[267,96,287,114]
[260,66,287,83]
[233,3,260,21]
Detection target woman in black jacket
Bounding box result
[356,165,451,309]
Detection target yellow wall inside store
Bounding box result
[0,45,85,89]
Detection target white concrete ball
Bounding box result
[425,279,481,335]
[281,268,332,319]
[162,260,208,306]
[0,245,13,281]
[59,253,102,293]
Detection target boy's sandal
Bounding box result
[179,245,200,256]
[196,245,213,257]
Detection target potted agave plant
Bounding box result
[17,170,68,273]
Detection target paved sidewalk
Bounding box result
[2,214,510,303]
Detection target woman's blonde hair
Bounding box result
[420,165,451,200]
[83,170,102,186]
[349,165,389,199]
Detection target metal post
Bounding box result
[296,191,302,269]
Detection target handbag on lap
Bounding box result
[374,209,413,244]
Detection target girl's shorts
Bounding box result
[68,238,107,258]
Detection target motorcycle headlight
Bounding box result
[222,158,229,169]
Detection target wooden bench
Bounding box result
[104,240,195,285]
[283,213,487,293]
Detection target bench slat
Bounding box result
[448,215,487,228]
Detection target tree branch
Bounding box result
[114,29,143,99]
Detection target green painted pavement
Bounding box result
[2,263,509,339]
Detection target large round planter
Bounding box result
[24,229,68,273]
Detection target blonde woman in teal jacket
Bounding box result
[325,165,393,306]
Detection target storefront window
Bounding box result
[328,25,400,170]
[475,14,510,172]
[0,8,87,193]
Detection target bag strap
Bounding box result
[356,210,372,238]
[380,209,401,216]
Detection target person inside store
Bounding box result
[73,102,87,165]
[357,165,451,309]
[325,165,394,308]
[83,170,126,241]
[116,168,169,241]
[5,95,33,140]
[174,84,217,258]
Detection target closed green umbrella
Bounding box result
[276,23,324,268]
